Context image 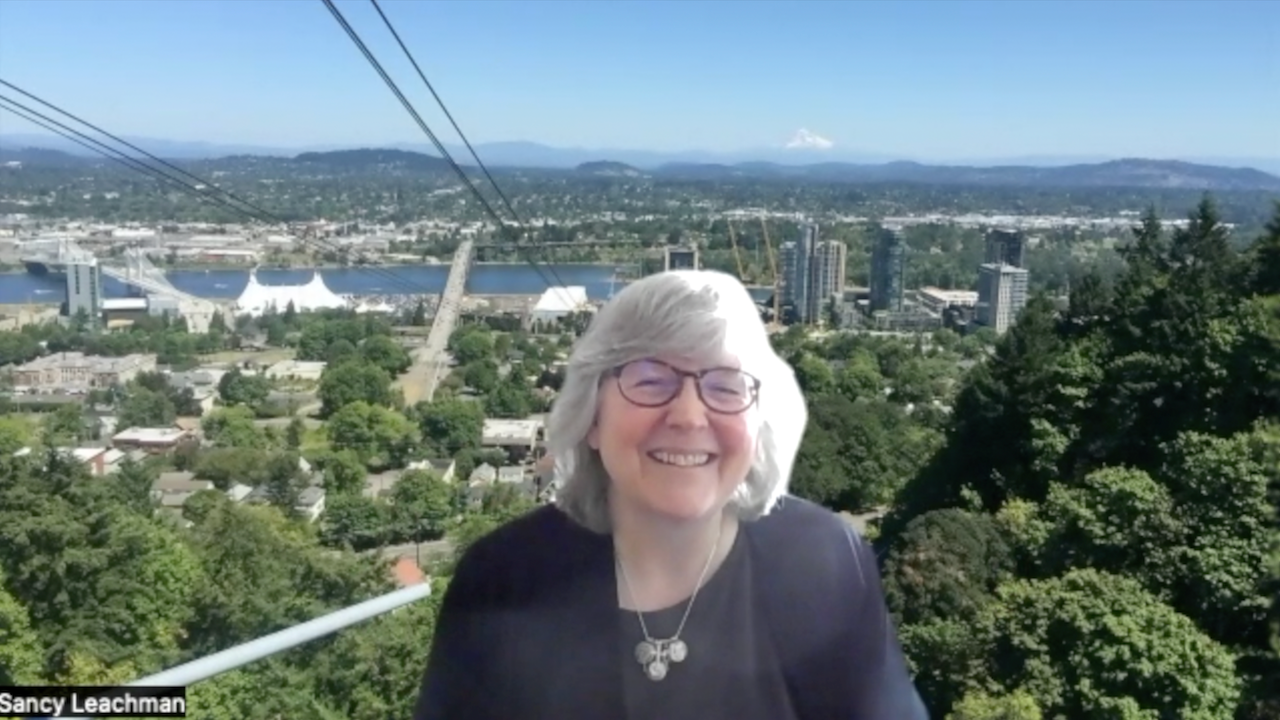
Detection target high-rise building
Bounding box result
[65,258,102,329]
[779,224,846,324]
[975,263,1029,334]
[780,224,816,321]
[664,246,700,271]
[869,228,906,313]
[810,240,847,317]
[985,228,1025,268]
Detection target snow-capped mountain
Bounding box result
[785,128,834,150]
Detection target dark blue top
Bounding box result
[412,496,929,720]
[617,521,799,719]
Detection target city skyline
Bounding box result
[0,0,1276,162]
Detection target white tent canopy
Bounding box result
[234,270,350,317]
[354,300,396,314]
[529,285,591,326]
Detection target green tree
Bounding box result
[1248,201,1280,295]
[318,360,393,416]
[285,416,306,450]
[324,449,368,496]
[948,690,1041,720]
[484,377,534,419]
[43,403,87,445]
[327,402,417,469]
[978,569,1241,719]
[320,493,387,551]
[218,368,272,410]
[449,327,494,365]
[883,509,1014,627]
[0,568,44,685]
[263,451,308,510]
[462,359,499,394]
[416,398,484,455]
[360,335,411,376]
[117,386,176,429]
[326,338,358,365]
[203,406,269,449]
[389,470,455,541]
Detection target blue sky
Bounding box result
[0,0,1276,161]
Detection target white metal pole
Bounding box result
[61,582,431,719]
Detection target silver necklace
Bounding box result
[615,520,723,682]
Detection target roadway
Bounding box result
[399,238,473,406]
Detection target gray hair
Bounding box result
[546,269,808,534]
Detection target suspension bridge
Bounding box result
[27,238,226,333]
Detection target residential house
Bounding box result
[151,472,215,522]
[112,427,191,453]
[469,463,497,484]
[68,446,126,476]
[406,457,456,483]
[481,418,542,460]
[294,486,326,522]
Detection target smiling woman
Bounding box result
[412,270,928,720]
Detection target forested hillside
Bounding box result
[864,198,1279,718]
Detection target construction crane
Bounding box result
[759,218,782,331]
[726,218,746,280]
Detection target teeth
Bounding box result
[651,451,711,467]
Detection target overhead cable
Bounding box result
[0,81,436,298]
[318,0,565,290]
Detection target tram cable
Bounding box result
[0,80,433,299]
[0,96,274,228]
[319,0,567,291]
[0,82,439,299]
[367,0,541,249]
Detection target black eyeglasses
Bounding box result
[611,359,761,415]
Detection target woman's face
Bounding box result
[588,354,760,524]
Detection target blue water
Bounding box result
[0,263,623,304]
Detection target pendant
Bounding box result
[635,639,688,681]
[668,639,688,663]
[635,640,658,665]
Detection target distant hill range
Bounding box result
[643,158,1280,192]
[293,148,454,174]
[4,142,1279,192]
[574,160,646,178]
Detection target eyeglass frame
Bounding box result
[608,358,762,415]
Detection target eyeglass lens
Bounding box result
[616,360,756,413]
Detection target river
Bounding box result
[0,263,625,305]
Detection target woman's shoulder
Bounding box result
[746,495,881,592]
[450,505,607,596]
[751,494,868,548]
